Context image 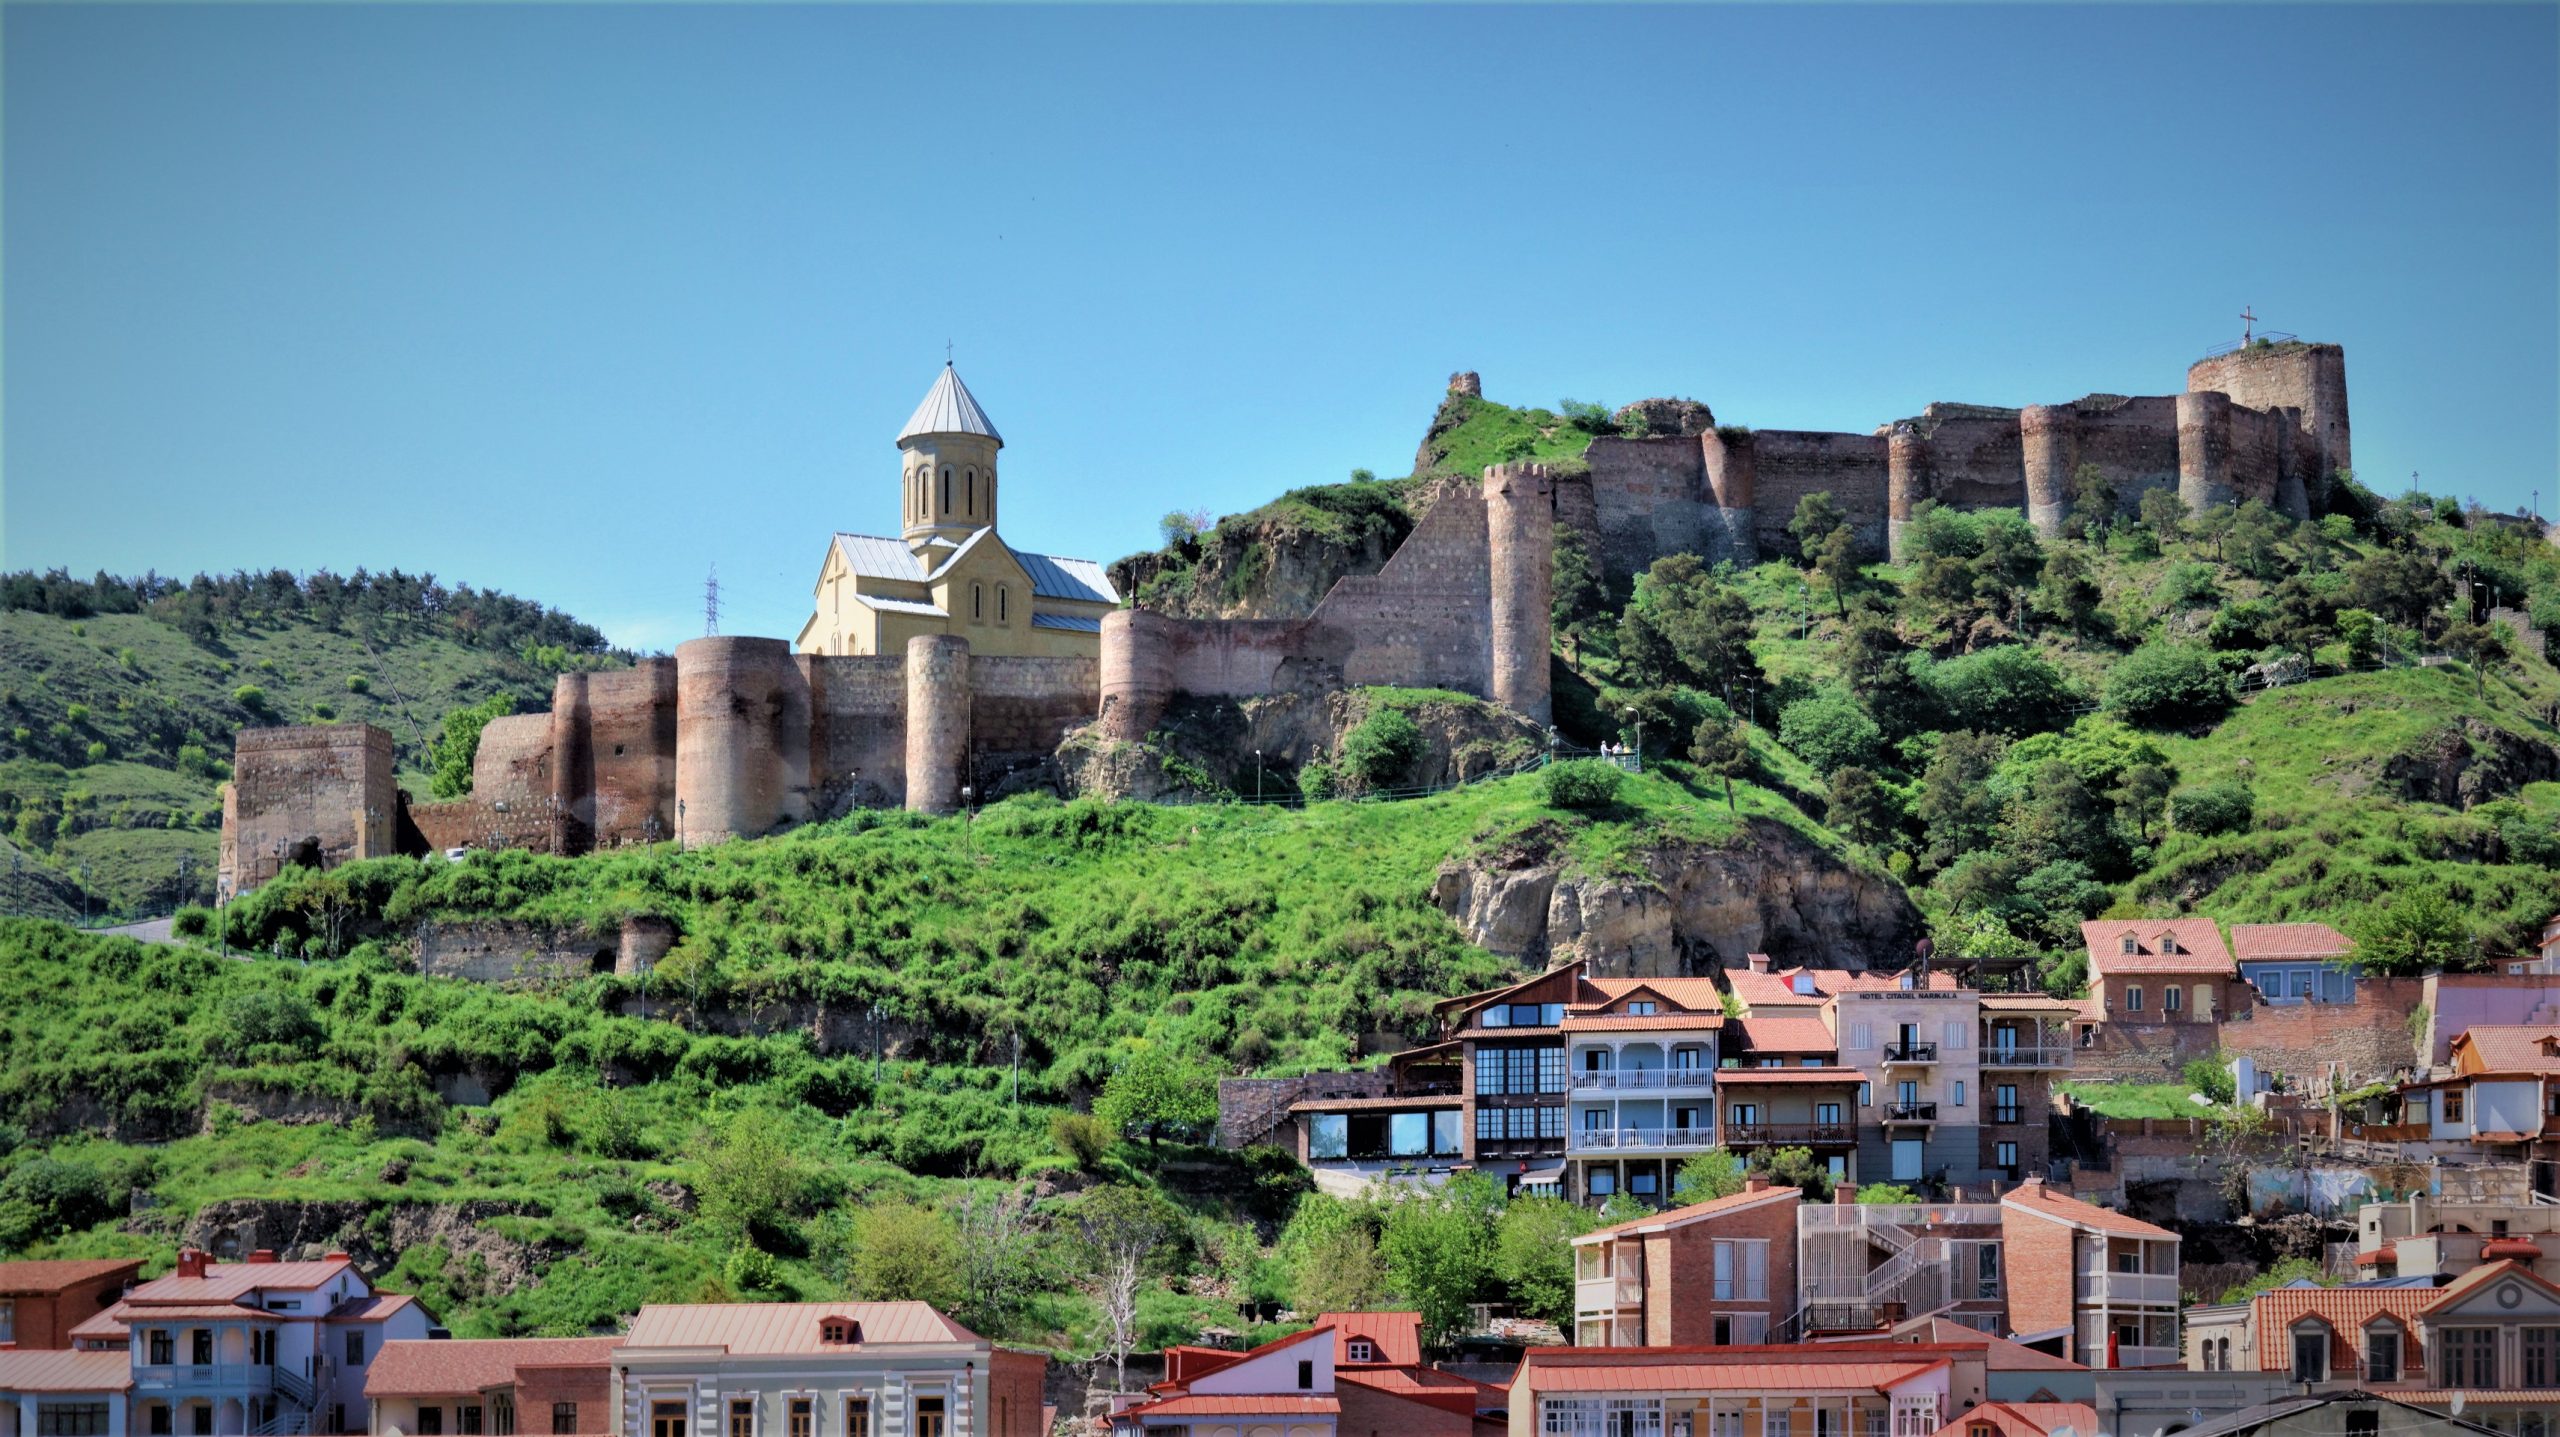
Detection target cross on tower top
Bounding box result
[2240,306,2257,345]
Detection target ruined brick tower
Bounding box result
[1484,462,1556,726]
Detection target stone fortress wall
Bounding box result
[1564,340,2351,577]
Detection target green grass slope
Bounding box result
[0,581,623,916]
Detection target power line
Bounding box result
[704,565,721,638]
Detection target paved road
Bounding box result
[94,916,178,945]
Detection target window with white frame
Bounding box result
[1347,1339,1375,1363]
[1767,1412,1790,1437]
[1891,1397,1938,1437]
[2125,986,2144,1012]
[2291,1323,2332,1382]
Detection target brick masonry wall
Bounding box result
[516,1365,614,1436]
[1215,1071,1394,1149]
[1998,1202,2083,1356]
[2074,1020,2224,1081]
[2222,980,2422,1084]
[4,1265,137,1349]
[223,725,397,895]
[1647,1190,1798,1345]
[970,655,1101,768]
[1749,430,1891,557]
[417,920,619,983]
[808,654,909,812]
[1583,436,1707,580]
[577,662,677,847]
[1338,1381,1472,1437]
[1310,488,1495,696]
[1913,414,2028,510]
[2057,396,2181,508]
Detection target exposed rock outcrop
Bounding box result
[1613,397,1717,438]
[168,1198,565,1293]
[1431,818,1920,974]
[2375,716,2560,808]
[1108,481,1468,622]
[1058,688,1544,803]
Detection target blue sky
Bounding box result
[6,4,2554,652]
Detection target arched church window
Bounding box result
[966,470,975,516]
[998,586,1009,623]
[972,583,983,621]
[941,469,951,513]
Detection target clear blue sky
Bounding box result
[7,4,2555,652]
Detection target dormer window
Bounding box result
[1628,1001,1656,1016]
[2121,935,2137,956]
[818,1318,861,1345]
[1792,974,1816,996]
[1346,1339,1375,1363]
[2161,935,2182,955]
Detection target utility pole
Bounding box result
[703,566,721,638]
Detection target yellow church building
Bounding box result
[796,363,1119,658]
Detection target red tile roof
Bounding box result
[1126,1395,1340,1418]
[2248,1287,2435,1371]
[1333,1366,1494,1397]
[1572,1185,1801,1243]
[2000,1180,2177,1239]
[1937,1402,2102,1437]
[125,1259,354,1301]
[2083,919,2233,975]
[2231,923,2354,962]
[0,1259,143,1296]
[1561,1014,1725,1032]
[1712,1067,1864,1084]
[1526,1358,1947,1393]
[0,1349,133,1393]
[1315,1311,1422,1367]
[2420,1258,2560,1316]
[330,1293,421,1322]
[2448,1027,2560,1076]
[1736,1017,1838,1053]
[105,1302,271,1321]
[1727,967,1846,1008]
[366,1338,623,1398]
[623,1301,978,1351]
[1854,1319,2088,1373]
[1583,977,1731,1011]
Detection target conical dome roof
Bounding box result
[897,363,1002,447]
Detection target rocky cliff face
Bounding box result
[1058,689,1544,803]
[165,1197,567,1292]
[1430,818,1920,975]
[1110,479,1463,622]
[2377,716,2560,808]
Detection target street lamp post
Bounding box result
[1623,708,1642,770]
[1253,749,1263,802]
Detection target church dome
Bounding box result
[898,363,1003,447]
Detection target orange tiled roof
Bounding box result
[0,1259,143,1296]
[1583,977,1730,1012]
[1126,1395,1340,1418]
[2000,1180,2177,1239]
[2231,923,2353,962]
[123,1259,353,1303]
[2448,1027,2560,1076]
[1526,1358,1948,1394]
[2248,1287,2435,1372]
[1316,1311,1422,1367]
[1572,1185,1801,1244]
[1562,1014,1726,1033]
[1935,1402,2101,1437]
[2421,1258,2560,1316]
[1736,1017,1837,1053]
[366,1338,622,1398]
[2083,919,2233,975]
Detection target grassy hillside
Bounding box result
[0,571,624,916]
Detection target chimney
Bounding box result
[1747,953,1773,974]
[248,1249,278,1264]
[324,1251,352,1264]
[1835,1182,1857,1206]
[1745,1176,1771,1194]
[176,1249,208,1280]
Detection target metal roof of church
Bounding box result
[832,532,1118,607]
[1014,549,1117,604]
[898,364,1003,446]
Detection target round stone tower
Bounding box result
[674,636,808,848]
[2186,342,2350,496]
[897,363,1004,566]
[2019,404,2079,539]
[2176,390,2235,513]
[549,670,594,853]
[1483,463,1555,726]
[904,634,972,814]
[1702,427,1759,567]
[1098,608,1173,744]
[1886,424,1929,563]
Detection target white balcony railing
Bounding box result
[1574,1275,1643,1311]
[1568,1070,1717,1092]
[2111,1345,2182,1369]
[1570,1125,1719,1152]
[1980,1045,2070,1068]
[2079,1271,2181,1305]
[134,1364,277,1392]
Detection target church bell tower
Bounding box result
[897,363,1003,563]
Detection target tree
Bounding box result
[1778,690,1883,775]
[1814,526,1862,619]
[2352,890,2475,977]
[1855,1182,1921,1205]
[1924,646,2075,737]
[2103,642,2232,726]
[1551,529,1609,669]
[2226,501,2293,580]
[2337,608,2383,669]
[1747,1145,1833,1201]
[2268,574,2335,663]
[2035,548,2104,633]
[2443,620,2515,698]
[696,1110,802,1250]
[1492,1196,1596,1326]
[2138,487,2190,549]
[1093,1045,1217,1142]
[1340,708,1425,790]
[427,692,518,800]
[2170,781,2255,836]
[2343,549,2453,633]
[1788,491,1850,567]
[1916,731,2007,870]
[1073,1184,1185,1390]
[1619,555,1763,703]
[2191,503,2238,564]
[1825,766,1895,849]
[1379,1173,1501,1349]
[2109,763,2173,843]
[1689,716,1750,814]
[2067,463,2118,545]
[1838,613,1931,738]
[2005,759,2115,871]
[951,1188,1047,1337]
[1158,508,1212,547]
[1672,1149,1747,1204]
[847,1199,963,1309]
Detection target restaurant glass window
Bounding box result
[1390,1113,1429,1157]
[1309,1114,1348,1160]
[1433,1109,1462,1156]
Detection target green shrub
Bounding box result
[83,741,108,765]
[2207,600,2274,652]
[2104,642,2231,726]
[1052,1111,1113,1170]
[1922,645,2075,736]
[1540,759,1623,810]
[2183,1054,2237,1105]
[2171,781,2256,836]
[1297,759,1338,801]
[346,675,371,694]
[232,685,269,711]
[64,704,90,726]
[2157,563,2220,609]
[1340,709,1424,789]
[1778,689,1882,774]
